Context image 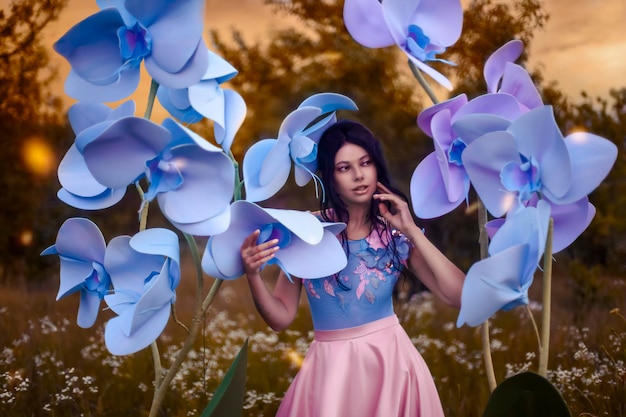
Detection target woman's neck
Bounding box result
[346,204,371,240]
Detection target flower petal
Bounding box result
[80,117,172,188]
[343,0,395,48]
[483,39,524,94]
[456,244,530,327]
[144,39,208,89]
[243,139,291,202]
[410,152,465,219]
[542,132,617,205]
[462,131,521,217]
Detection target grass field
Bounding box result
[1,256,625,416]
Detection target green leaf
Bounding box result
[200,338,249,417]
[483,372,571,417]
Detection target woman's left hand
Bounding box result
[373,182,418,235]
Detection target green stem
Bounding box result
[538,217,554,377]
[144,79,159,120]
[229,151,243,201]
[477,200,497,392]
[408,60,440,105]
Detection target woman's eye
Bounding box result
[337,165,349,172]
[362,160,371,166]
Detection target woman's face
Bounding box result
[333,142,378,208]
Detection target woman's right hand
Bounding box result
[240,230,280,276]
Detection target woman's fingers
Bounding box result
[241,229,280,273]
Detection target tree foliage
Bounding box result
[0,0,70,284]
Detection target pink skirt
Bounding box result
[276,315,445,417]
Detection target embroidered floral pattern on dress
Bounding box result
[305,228,410,307]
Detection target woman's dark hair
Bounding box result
[317,119,408,226]
[316,119,414,291]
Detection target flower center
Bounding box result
[257,223,291,248]
[447,137,467,167]
[84,262,111,299]
[144,154,184,201]
[118,22,152,67]
[406,24,446,63]
[500,155,542,203]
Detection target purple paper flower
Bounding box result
[456,201,550,327]
[41,218,111,329]
[411,40,542,219]
[243,93,357,202]
[57,101,136,210]
[343,0,463,90]
[103,228,180,355]
[54,0,208,102]
[157,49,247,154]
[201,200,347,281]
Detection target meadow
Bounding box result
[1,255,624,417]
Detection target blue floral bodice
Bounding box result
[303,227,411,330]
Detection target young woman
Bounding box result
[240,120,465,417]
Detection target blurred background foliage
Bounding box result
[1,0,624,293]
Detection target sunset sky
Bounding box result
[37,0,626,113]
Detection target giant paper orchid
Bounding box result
[57,101,135,210]
[242,93,357,202]
[41,218,110,329]
[343,0,463,90]
[458,105,618,252]
[54,0,208,102]
[410,40,542,219]
[456,201,550,327]
[202,200,347,281]
[103,228,180,356]
[157,49,247,155]
[74,115,235,236]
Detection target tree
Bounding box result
[0,0,70,284]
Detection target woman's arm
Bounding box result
[241,230,303,331]
[374,182,465,308]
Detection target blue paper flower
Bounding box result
[57,101,136,210]
[201,200,347,281]
[103,228,180,355]
[41,218,111,329]
[343,0,463,90]
[242,93,357,202]
[157,48,246,154]
[75,115,235,236]
[54,0,208,102]
[456,201,550,327]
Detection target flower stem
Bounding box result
[230,151,243,201]
[144,79,159,120]
[477,199,497,392]
[538,217,554,377]
[525,304,542,354]
[149,233,217,417]
[408,59,439,105]
[150,341,163,386]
